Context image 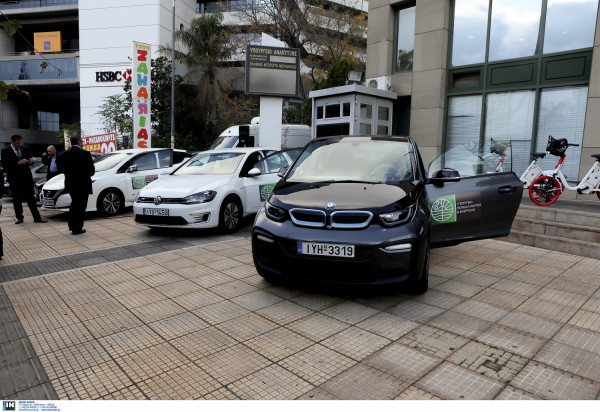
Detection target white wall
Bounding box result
[78,0,196,135]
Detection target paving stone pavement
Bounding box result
[1,202,600,400]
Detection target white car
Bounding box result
[133,147,298,233]
[40,148,193,216]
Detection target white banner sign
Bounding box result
[132,41,151,148]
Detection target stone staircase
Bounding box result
[503,196,600,259]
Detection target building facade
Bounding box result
[0,0,196,151]
[367,0,600,182]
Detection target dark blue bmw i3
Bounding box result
[251,136,523,294]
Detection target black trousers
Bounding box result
[68,192,89,232]
[10,181,41,221]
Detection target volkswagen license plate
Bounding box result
[43,198,55,207]
[298,242,354,258]
[144,208,169,216]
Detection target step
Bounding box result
[512,217,600,243]
[516,204,600,227]
[503,229,600,260]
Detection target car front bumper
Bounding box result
[251,207,428,286]
[133,202,220,229]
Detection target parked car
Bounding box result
[34,152,105,205]
[251,136,523,293]
[3,158,45,197]
[40,148,193,216]
[133,147,300,233]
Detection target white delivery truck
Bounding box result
[209,117,311,150]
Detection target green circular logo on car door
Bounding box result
[430,195,456,224]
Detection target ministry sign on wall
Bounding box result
[132,42,151,149]
[245,45,300,98]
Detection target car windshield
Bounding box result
[173,152,245,176]
[286,137,415,184]
[208,135,239,150]
[93,153,131,172]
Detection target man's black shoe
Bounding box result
[72,229,86,235]
[15,219,24,224]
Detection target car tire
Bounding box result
[97,189,124,216]
[410,243,429,295]
[219,196,242,234]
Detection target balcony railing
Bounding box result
[0,0,77,10]
[197,0,268,14]
[0,58,77,81]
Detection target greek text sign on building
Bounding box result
[82,133,117,153]
[245,45,300,98]
[132,42,151,149]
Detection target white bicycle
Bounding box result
[520,135,600,206]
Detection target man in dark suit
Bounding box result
[57,135,95,235]
[0,134,47,224]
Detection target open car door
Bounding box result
[425,143,523,248]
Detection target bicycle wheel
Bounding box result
[529,175,561,206]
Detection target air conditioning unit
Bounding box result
[366,76,391,91]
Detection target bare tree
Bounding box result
[233,0,367,71]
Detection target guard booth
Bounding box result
[309,84,397,139]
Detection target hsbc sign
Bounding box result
[95,70,132,82]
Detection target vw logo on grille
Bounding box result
[154,196,162,205]
[325,202,336,210]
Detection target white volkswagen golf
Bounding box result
[41,148,193,216]
[133,148,298,233]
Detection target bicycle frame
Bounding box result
[520,158,543,189]
[546,155,600,194]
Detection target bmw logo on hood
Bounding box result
[325,201,336,210]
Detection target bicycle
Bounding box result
[490,138,508,173]
[520,135,600,206]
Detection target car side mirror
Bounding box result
[247,167,261,177]
[126,165,138,173]
[427,168,461,185]
[277,166,289,177]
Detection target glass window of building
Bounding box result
[543,0,599,54]
[446,95,483,148]
[37,111,59,132]
[484,90,535,172]
[488,0,542,61]
[535,86,588,178]
[360,103,372,119]
[393,5,415,72]
[451,0,489,66]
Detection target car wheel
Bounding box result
[219,196,242,234]
[97,189,124,216]
[410,244,429,295]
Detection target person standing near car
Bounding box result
[0,134,47,224]
[57,136,95,235]
[42,145,60,181]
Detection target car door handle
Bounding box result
[498,185,516,194]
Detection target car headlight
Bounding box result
[182,190,217,204]
[379,206,414,227]
[265,200,286,222]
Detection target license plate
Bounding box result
[144,208,169,216]
[297,242,355,258]
[43,198,55,207]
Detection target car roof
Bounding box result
[313,135,412,143]
[107,148,189,155]
[196,147,278,155]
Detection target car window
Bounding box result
[287,137,414,184]
[428,140,512,178]
[156,150,172,168]
[133,152,158,171]
[254,152,287,174]
[173,151,191,165]
[240,152,263,176]
[173,152,244,176]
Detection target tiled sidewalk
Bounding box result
[1,203,600,400]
